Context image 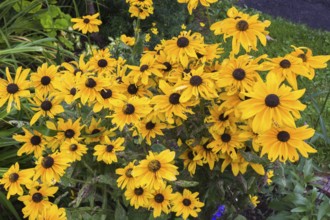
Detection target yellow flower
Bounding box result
[200,22,205,27]
[128,5,154,20]
[149,184,175,217]
[75,75,108,105]
[266,170,274,185]
[30,63,58,96]
[34,152,71,184]
[210,7,270,54]
[120,34,136,46]
[193,137,219,170]
[18,184,58,220]
[132,150,179,190]
[93,136,125,164]
[249,194,260,208]
[238,75,306,133]
[181,24,186,30]
[178,0,218,14]
[71,13,102,34]
[116,161,136,189]
[124,185,153,209]
[84,117,109,144]
[88,48,117,76]
[135,118,167,145]
[60,139,88,162]
[0,163,34,199]
[29,94,64,126]
[0,67,30,112]
[38,204,66,220]
[60,53,90,76]
[259,125,316,162]
[179,147,203,176]
[171,189,204,220]
[52,73,79,104]
[151,27,158,35]
[145,33,151,42]
[13,128,47,158]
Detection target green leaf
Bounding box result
[12,0,42,14]
[40,14,53,29]
[291,207,307,213]
[234,214,247,220]
[173,180,199,188]
[0,191,21,220]
[54,18,69,29]
[115,201,128,220]
[317,200,330,220]
[151,144,167,153]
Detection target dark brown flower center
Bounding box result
[265,94,280,107]
[30,135,41,145]
[221,133,231,142]
[85,78,97,88]
[41,76,51,85]
[154,193,165,203]
[140,65,149,72]
[7,83,19,94]
[41,100,52,111]
[169,93,180,105]
[83,18,90,24]
[277,131,290,142]
[106,144,114,152]
[32,192,43,203]
[188,151,194,160]
[183,198,191,206]
[123,104,135,114]
[64,129,75,138]
[184,68,191,74]
[279,59,291,68]
[177,37,189,48]
[42,156,54,169]
[190,75,203,86]
[232,68,246,81]
[298,54,307,62]
[163,62,172,72]
[145,121,156,130]
[98,59,108,68]
[148,159,161,172]
[116,76,123,83]
[125,168,133,178]
[127,84,138,94]
[9,173,19,183]
[101,89,112,99]
[70,88,77,95]
[92,129,100,134]
[70,144,78,151]
[73,68,82,75]
[219,113,229,121]
[236,20,249,31]
[134,187,144,196]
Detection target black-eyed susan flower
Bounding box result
[205,104,238,134]
[249,194,260,208]
[29,94,64,126]
[18,184,58,220]
[75,75,107,105]
[13,128,47,158]
[34,152,70,184]
[259,125,316,162]
[60,139,88,162]
[175,65,218,102]
[93,136,125,164]
[210,7,270,54]
[0,163,34,199]
[218,91,245,118]
[61,53,90,76]
[0,67,30,113]
[208,129,248,159]
[149,184,175,218]
[128,5,154,20]
[88,48,117,76]
[120,34,136,46]
[110,96,152,131]
[171,189,204,220]
[124,185,153,209]
[71,13,102,34]
[164,30,205,67]
[193,137,219,170]
[155,50,179,78]
[263,54,310,90]
[46,118,83,145]
[179,147,203,176]
[30,63,58,96]
[116,161,136,190]
[38,204,66,220]
[216,54,262,95]
[290,46,330,79]
[152,80,198,124]
[199,43,223,64]
[117,75,153,98]
[84,117,110,144]
[178,0,218,15]
[128,53,165,85]
[132,150,179,190]
[238,75,306,133]
[135,118,167,145]
[52,73,79,104]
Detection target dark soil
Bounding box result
[237,0,330,31]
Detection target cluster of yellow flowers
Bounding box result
[1,3,330,220]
